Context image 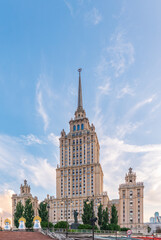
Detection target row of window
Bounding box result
[61,167,93,176]
[61,136,94,146]
[73,124,84,131]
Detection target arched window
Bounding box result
[81,124,84,130]
[77,125,80,131]
[73,125,76,131]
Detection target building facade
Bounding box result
[119,168,144,233]
[12,180,39,227]
[46,69,109,223]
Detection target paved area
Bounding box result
[0,231,55,240]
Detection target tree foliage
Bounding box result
[100,207,109,230]
[14,201,24,228]
[38,202,48,222]
[111,205,118,225]
[41,221,54,229]
[103,207,108,225]
[23,199,34,228]
[82,199,94,225]
[97,204,103,227]
[54,221,69,229]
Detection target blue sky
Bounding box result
[0,0,161,222]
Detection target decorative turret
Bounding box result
[20,180,31,195]
[125,167,136,184]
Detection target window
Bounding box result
[81,124,84,130]
[73,125,76,131]
[130,190,133,198]
[77,125,80,131]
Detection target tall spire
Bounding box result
[77,68,83,111]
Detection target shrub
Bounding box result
[101,224,120,231]
[120,227,130,231]
[54,221,69,229]
[41,221,54,229]
[78,224,98,230]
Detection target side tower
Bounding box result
[119,168,144,233]
[12,180,38,227]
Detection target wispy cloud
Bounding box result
[151,101,161,113]
[0,134,58,210]
[64,0,74,17]
[48,133,59,147]
[98,81,110,95]
[36,81,49,131]
[21,134,44,145]
[108,31,135,78]
[117,85,134,98]
[21,158,56,190]
[127,95,155,118]
[116,122,142,139]
[85,8,102,25]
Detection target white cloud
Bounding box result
[48,133,59,147]
[85,8,102,25]
[0,133,58,193]
[0,189,14,226]
[127,95,155,118]
[99,133,161,222]
[21,158,56,190]
[98,81,110,95]
[117,85,134,98]
[151,101,161,113]
[116,122,142,139]
[21,134,43,145]
[36,81,49,131]
[108,31,135,78]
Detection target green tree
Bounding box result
[23,199,34,228]
[97,203,103,227]
[14,201,24,228]
[82,199,93,225]
[103,207,108,225]
[54,221,69,229]
[110,204,118,225]
[38,202,48,222]
[100,207,109,230]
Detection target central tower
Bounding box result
[56,69,104,200]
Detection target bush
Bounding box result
[78,224,92,229]
[78,224,98,230]
[54,221,69,229]
[101,224,120,231]
[120,227,130,231]
[41,221,54,229]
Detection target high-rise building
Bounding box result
[46,69,109,223]
[12,180,39,227]
[11,69,145,233]
[119,168,144,233]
